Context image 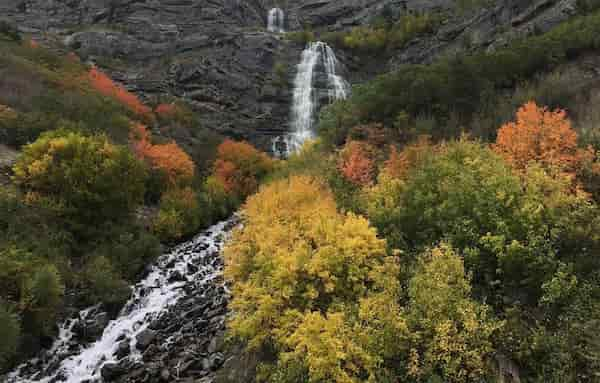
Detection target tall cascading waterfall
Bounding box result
[8,218,237,383]
[272,41,349,157]
[267,8,285,33]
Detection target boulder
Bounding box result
[101,362,125,381]
[135,329,157,350]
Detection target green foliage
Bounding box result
[197,175,238,225]
[82,256,131,306]
[91,226,160,280]
[366,138,600,309]
[577,0,600,12]
[323,13,441,54]
[273,61,288,88]
[0,301,20,369]
[23,264,65,336]
[0,20,21,42]
[0,40,133,146]
[152,187,202,242]
[13,130,146,236]
[285,29,315,45]
[320,10,600,144]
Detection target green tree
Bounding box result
[23,264,64,336]
[0,300,20,369]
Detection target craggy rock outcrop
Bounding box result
[0,0,586,151]
[0,0,303,150]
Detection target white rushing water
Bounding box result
[8,218,235,383]
[267,8,285,33]
[274,41,349,157]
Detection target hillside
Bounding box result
[1,0,600,382]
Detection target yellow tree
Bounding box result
[224,176,407,382]
[407,244,502,382]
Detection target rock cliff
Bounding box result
[0,0,587,151]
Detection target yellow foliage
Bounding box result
[407,244,502,382]
[224,176,405,382]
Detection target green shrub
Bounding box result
[152,187,202,242]
[0,301,20,370]
[83,256,130,306]
[0,20,20,42]
[285,29,315,45]
[23,264,64,336]
[322,13,441,54]
[320,10,600,144]
[92,227,160,280]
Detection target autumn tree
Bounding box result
[494,101,584,174]
[13,130,146,231]
[337,140,375,186]
[130,124,195,187]
[384,135,435,180]
[407,244,501,382]
[224,176,406,382]
[213,139,273,198]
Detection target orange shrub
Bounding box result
[213,139,273,198]
[88,67,153,118]
[494,101,582,173]
[155,103,178,117]
[337,140,375,187]
[130,124,194,186]
[384,136,434,180]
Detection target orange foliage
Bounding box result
[213,139,273,197]
[67,52,80,62]
[88,67,153,118]
[155,103,178,117]
[130,124,195,185]
[384,136,434,180]
[494,102,582,173]
[349,123,389,149]
[28,39,39,48]
[338,140,375,186]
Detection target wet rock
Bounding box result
[136,329,157,351]
[115,340,130,360]
[210,353,225,370]
[101,362,125,381]
[168,270,186,283]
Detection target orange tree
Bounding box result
[213,139,273,199]
[494,101,586,174]
[337,140,376,187]
[130,124,195,188]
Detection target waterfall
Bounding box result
[267,8,285,33]
[8,218,237,383]
[275,41,349,156]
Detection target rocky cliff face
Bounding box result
[0,0,585,151]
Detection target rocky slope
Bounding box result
[0,0,587,151]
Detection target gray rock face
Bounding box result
[0,0,586,152]
[101,362,125,381]
[135,328,157,350]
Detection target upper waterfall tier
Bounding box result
[267,8,285,33]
